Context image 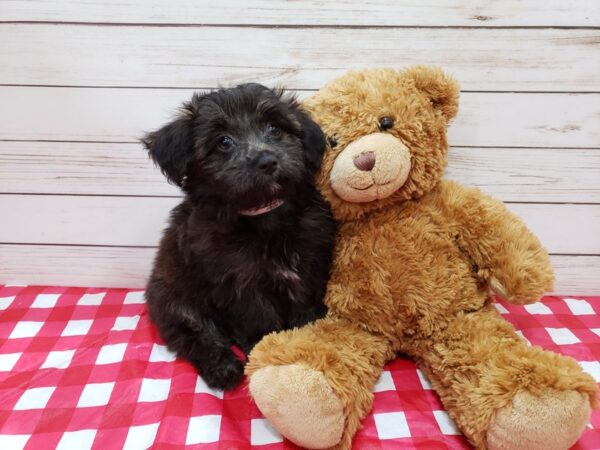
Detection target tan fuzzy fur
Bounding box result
[246,66,598,450]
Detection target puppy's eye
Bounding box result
[327,136,338,148]
[217,136,234,151]
[379,116,394,130]
[265,123,281,138]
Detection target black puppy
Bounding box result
[142,84,336,390]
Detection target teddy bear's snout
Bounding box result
[353,152,376,171]
[330,132,412,203]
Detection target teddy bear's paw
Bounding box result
[486,389,591,450]
[249,364,344,449]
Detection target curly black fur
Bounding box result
[142,84,336,390]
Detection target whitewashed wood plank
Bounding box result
[506,203,600,255]
[549,255,600,295]
[0,244,156,288]
[0,245,596,294]
[0,86,188,142]
[448,94,600,149]
[0,195,598,254]
[445,147,600,203]
[0,142,180,197]
[1,87,598,148]
[1,25,599,91]
[2,0,598,26]
[2,142,600,203]
[0,195,178,247]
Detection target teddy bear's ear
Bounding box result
[405,66,460,122]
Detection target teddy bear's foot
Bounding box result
[486,389,591,450]
[249,364,344,449]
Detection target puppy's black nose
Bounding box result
[257,153,278,174]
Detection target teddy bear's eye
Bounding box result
[379,116,394,130]
[327,136,338,148]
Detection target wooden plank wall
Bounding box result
[0,1,599,293]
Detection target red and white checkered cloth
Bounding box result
[1,284,599,449]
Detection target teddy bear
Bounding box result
[245,66,598,450]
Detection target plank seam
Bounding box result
[2,140,598,150]
[2,141,599,151]
[1,21,599,30]
[0,242,597,258]
[1,193,599,206]
[2,84,600,94]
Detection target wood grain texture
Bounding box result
[1,3,598,291]
[2,141,600,203]
[0,244,156,288]
[550,255,600,295]
[1,25,599,91]
[2,0,598,26]
[445,147,600,203]
[1,194,598,255]
[0,142,177,196]
[1,244,595,294]
[2,87,599,148]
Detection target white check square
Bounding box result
[251,418,283,445]
[433,410,461,435]
[0,352,22,371]
[31,293,60,308]
[56,429,96,450]
[9,321,44,339]
[515,330,531,346]
[0,296,16,311]
[373,371,395,392]
[95,343,128,365]
[123,423,160,450]
[149,344,176,363]
[77,292,106,306]
[546,328,581,345]
[374,411,411,439]
[77,382,115,407]
[41,349,76,369]
[124,291,145,304]
[112,315,140,331]
[416,369,432,389]
[138,378,171,402]
[61,319,93,336]
[524,303,552,315]
[14,386,56,410]
[195,376,224,399]
[0,434,30,450]
[564,298,595,315]
[186,415,221,444]
[580,361,600,382]
[494,303,509,314]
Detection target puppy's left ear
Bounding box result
[296,110,326,173]
[141,98,198,187]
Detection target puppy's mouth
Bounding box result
[238,199,285,216]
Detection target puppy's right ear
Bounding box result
[141,101,197,186]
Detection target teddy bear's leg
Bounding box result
[246,316,393,449]
[409,304,597,450]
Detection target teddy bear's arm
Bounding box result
[435,180,554,304]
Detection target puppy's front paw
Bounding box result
[201,353,245,390]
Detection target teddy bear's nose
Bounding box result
[353,151,376,171]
